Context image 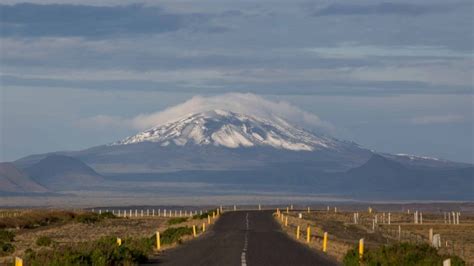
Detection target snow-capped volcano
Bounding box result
[114,110,340,151]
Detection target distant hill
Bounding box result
[0,162,48,193]
[22,155,103,190]
[339,154,474,200]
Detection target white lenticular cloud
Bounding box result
[77,93,334,133]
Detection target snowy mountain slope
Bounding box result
[9,109,473,199]
[13,110,469,177]
[113,110,345,152]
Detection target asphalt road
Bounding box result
[148,210,339,266]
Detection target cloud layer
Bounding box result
[411,115,465,125]
[76,93,334,134]
[312,2,456,16]
[0,3,211,37]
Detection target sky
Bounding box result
[0,0,473,163]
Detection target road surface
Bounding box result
[148,210,339,266]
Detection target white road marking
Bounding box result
[241,213,249,266]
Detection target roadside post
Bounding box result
[323,232,328,252]
[15,257,23,266]
[306,226,311,243]
[156,232,161,250]
[359,238,364,259]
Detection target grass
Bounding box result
[0,211,76,229]
[0,211,118,230]
[0,208,213,264]
[24,236,152,266]
[99,212,117,219]
[343,243,465,266]
[160,226,193,245]
[0,242,14,256]
[277,209,474,264]
[167,217,188,225]
[22,226,195,265]
[0,230,14,242]
[36,236,54,247]
[0,230,15,256]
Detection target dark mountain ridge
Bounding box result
[22,155,103,190]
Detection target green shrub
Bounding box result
[342,247,359,266]
[36,236,53,247]
[167,217,188,225]
[0,211,76,229]
[75,212,101,224]
[0,242,15,256]
[0,230,15,242]
[343,243,465,266]
[160,226,193,245]
[74,212,117,224]
[26,236,152,266]
[99,212,116,219]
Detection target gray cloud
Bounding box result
[311,2,461,17]
[0,3,211,37]
[410,115,465,125]
[2,73,472,96]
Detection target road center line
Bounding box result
[241,213,249,266]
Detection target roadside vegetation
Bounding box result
[20,226,194,265]
[276,208,474,264]
[0,210,117,229]
[75,212,116,224]
[160,226,193,245]
[0,208,212,265]
[25,236,152,265]
[167,217,188,225]
[0,211,75,229]
[35,236,54,247]
[343,243,465,266]
[0,230,15,256]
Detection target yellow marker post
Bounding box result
[208,215,211,224]
[193,225,197,237]
[306,226,311,243]
[286,207,289,213]
[296,225,300,239]
[359,238,364,259]
[15,257,23,266]
[116,237,122,246]
[277,208,280,217]
[156,231,161,250]
[202,222,206,232]
[323,232,328,252]
[285,216,288,226]
[307,206,310,213]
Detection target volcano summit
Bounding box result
[8,109,473,200]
